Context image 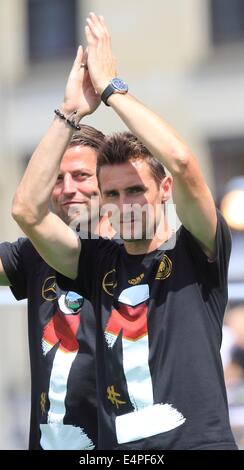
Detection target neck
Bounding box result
[95,214,116,239]
[124,222,172,255]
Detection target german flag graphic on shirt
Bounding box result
[104,284,186,445]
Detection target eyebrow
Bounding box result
[126,184,146,190]
[103,184,146,195]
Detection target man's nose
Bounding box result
[118,194,133,210]
[62,174,76,194]
[115,195,126,213]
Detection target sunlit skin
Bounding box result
[99,159,173,255]
[51,145,99,226]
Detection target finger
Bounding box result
[83,48,88,63]
[73,45,84,68]
[68,45,87,78]
[86,18,101,39]
[80,49,88,70]
[77,45,84,60]
[89,12,104,30]
[85,24,95,44]
[98,15,108,31]
[87,12,104,37]
[98,14,111,42]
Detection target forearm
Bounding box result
[12,112,82,279]
[12,113,74,226]
[107,93,191,175]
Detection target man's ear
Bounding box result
[160,175,173,203]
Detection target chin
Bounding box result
[122,232,146,242]
[120,225,147,241]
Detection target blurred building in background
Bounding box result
[0,0,244,449]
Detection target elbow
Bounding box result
[12,194,25,224]
[12,193,39,227]
[169,147,192,176]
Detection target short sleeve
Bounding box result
[180,209,232,288]
[56,237,117,301]
[0,238,29,300]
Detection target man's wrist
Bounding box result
[60,103,84,121]
[100,78,129,106]
[97,80,111,95]
[55,106,82,131]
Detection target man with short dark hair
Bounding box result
[0,124,107,449]
[12,13,237,449]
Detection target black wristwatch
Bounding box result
[101,78,128,106]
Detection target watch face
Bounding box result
[111,78,128,92]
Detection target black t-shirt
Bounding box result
[57,211,237,450]
[0,239,97,450]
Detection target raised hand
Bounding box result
[62,44,101,118]
[85,12,117,95]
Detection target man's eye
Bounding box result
[105,192,118,198]
[56,176,63,183]
[128,187,144,194]
[75,173,89,179]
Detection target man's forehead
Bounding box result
[100,159,152,187]
[60,145,97,171]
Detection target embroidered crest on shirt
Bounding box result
[155,254,172,280]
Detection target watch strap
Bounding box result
[101,84,115,106]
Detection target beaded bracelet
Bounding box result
[54,109,81,130]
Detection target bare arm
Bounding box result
[12,117,81,278]
[85,13,217,258]
[12,46,100,278]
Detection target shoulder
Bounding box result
[18,237,45,263]
[178,209,231,254]
[0,237,49,267]
[0,237,28,259]
[80,236,122,258]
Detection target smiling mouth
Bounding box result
[62,201,87,206]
